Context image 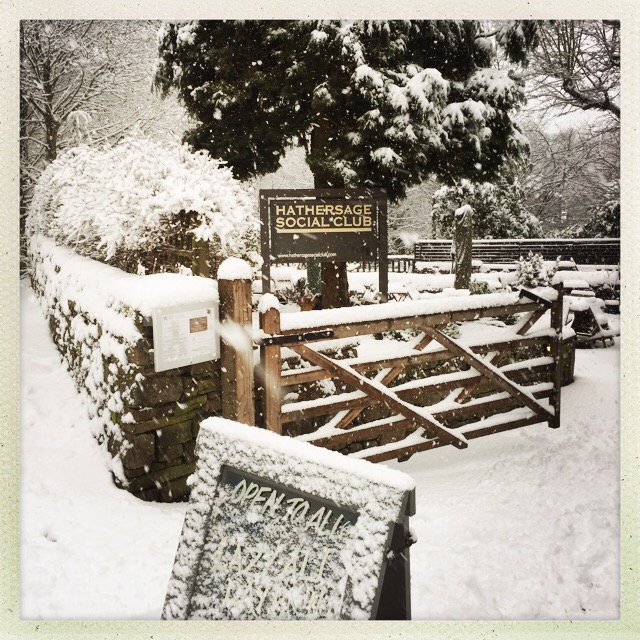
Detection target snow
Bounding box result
[20,277,619,620]
[201,416,415,492]
[257,293,280,314]
[217,257,253,281]
[26,134,257,264]
[280,291,522,332]
[162,417,415,619]
[30,235,218,319]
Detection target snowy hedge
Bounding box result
[26,134,258,273]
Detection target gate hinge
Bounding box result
[386,534,417,562]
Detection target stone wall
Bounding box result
[112,324,221,501]
[28,235,221,502]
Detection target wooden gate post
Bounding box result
[258,295,282,434]
[549,283,564,429]
[217,259,255,426]
[191,238,211,278]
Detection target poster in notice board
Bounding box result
[152,300,219,372]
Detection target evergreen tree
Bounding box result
[565,200,620,238]
[432,178,542,239]
[154,20,537,306]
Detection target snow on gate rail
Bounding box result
[255,287,565,463]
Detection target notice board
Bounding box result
[152,300,219,372]
[162,417,415,620]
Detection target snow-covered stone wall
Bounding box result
[28,235,222,502]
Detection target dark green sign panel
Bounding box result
[269,197,379,262]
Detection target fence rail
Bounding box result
[414,238,620,265]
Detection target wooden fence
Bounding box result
[414,238,620,265]
[253,287,564,463]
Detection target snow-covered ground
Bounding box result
[20,278,620,620]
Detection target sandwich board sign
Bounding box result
[162,417,415,620]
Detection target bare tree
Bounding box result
[517,20,620,236]
[521,118,619,233]
[20,20,185,252]
[527,20,620,122]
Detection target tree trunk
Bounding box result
[453,204,473,289]
[310,114,350,309]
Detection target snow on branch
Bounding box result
[26,133,257,268]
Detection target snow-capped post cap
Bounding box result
[217,257,253,281]
[257,292,280,315]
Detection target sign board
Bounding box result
[162,417,415,620]
[152,300,219,372]
[269,197,379,262]
[259,188,388,301]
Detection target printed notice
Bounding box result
[152,301,220,372]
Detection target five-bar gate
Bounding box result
[256,287,564,462]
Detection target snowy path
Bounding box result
[20,283,187,619]
[393,345,620,619]
[20,280,619,620]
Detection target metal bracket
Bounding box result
[257,329,334,347]
[386,534,417,562]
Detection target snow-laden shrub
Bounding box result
[26,134,258,273]
[515,251,559,288]
[575,200,620,239]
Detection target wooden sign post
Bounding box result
[259,189,388,303]
[163,417,415,620]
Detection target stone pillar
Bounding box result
[453,204,473,289]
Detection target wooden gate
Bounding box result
[256,287,564,463]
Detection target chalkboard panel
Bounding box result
[162,417,415,620]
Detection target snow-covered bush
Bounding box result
[26,134,258,273]
[515,251,559,288]
[569,200,620,239]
